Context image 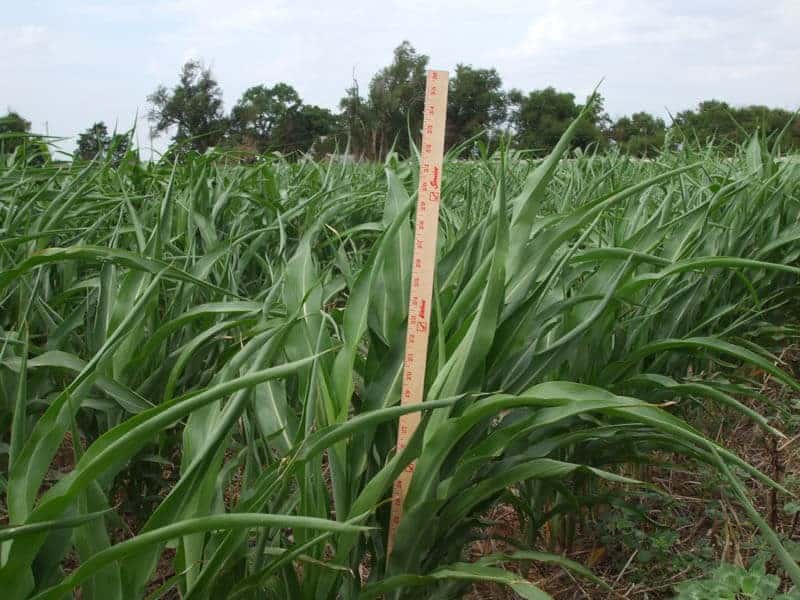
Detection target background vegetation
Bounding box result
[2,41,799,164]
[2,37,800,600]
[1,94,800,597]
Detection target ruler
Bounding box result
[387,69,449,557]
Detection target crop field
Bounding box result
[2,115,800,599]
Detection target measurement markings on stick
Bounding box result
[387,69,449,557]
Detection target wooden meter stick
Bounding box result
[387,69,449,556]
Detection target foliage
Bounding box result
[0,112,32,154]
[272,103,337,155]
[0,112,51,166]
[675,560,800,600]
[147,60,227,153]
[75,122,131,165]
[226,83,338,157]
[674,100,800,152]
[336,45,509,160]
[228,83,301,153]
[76,121,109,160]
[508,87,608,153]
[334,41,430,160]
[597,508,682,569]
[365,40,429,159]
[1,108,800,599]
[610,111,667,157]
[338,81,375,158]
[136,44,799,161]
[446,64,507,154]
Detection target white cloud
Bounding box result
[2,0,797,154]
[70,0,289,29]
[489,0,798,119]
[0,24,59,69]
[181,47,201,64]
[497,0,718,60]
[4,24,48,49]
[156,0,290,33]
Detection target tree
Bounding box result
[229,83,301,152]
[0,111,32,154]
[271,104,337,155]
[673,100,738,148]
[107,133,131,166]
[578,93,612,149]
[231,83,302,151]
[610,112,666,157]
[75,122,131,165]
[446,65,507,153]
[76,122,110,160]
[228,84,337,156]
[508,87,607,154]
[147,60,227,153]
[674,101,800,152]
[0,111,51,165]
[735,105,800,152]
[366,41,429,159]
[338,81,378,159]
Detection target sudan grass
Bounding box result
[1,118,799,598]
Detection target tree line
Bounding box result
[2,41,799,162]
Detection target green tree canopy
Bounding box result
[230,83,301,151]
[107,133,131,165]
[120,45,795,159]
[0,111,32,154]
[673,100,738,148]
[338,82,374,159]
[674,100,800,152]
[76,122,131,165]
[229,84,337,156]
[446,64,507,153]
[508,87,607,154]
[76,122,110,160]
[147,60,227,153]
[367,41,428,159]
[610,112,666,157]
[271,104,337,155]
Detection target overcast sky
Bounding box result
[2,0,799,155]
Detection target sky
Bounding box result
[2,0,799,156]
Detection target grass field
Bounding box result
[2,114,800,599]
